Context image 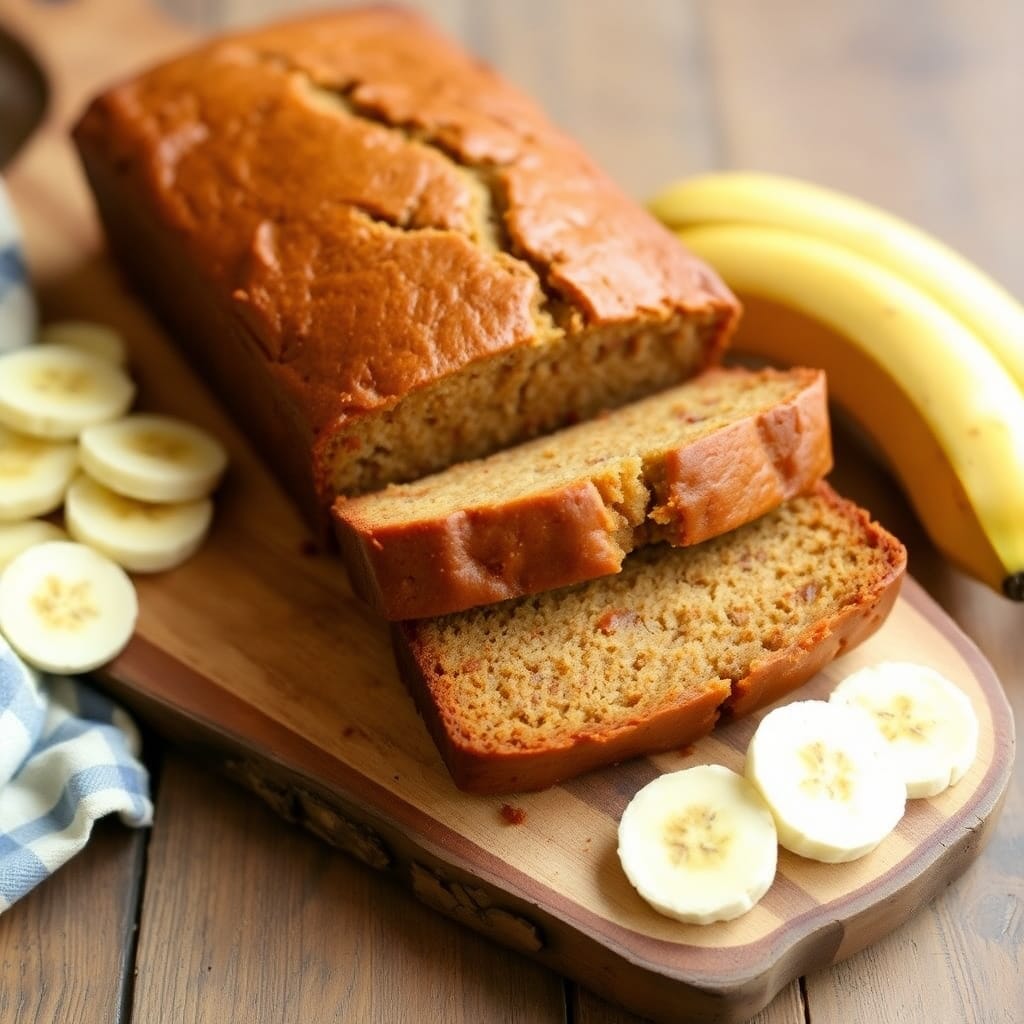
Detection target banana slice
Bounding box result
[0,426,78,520]
[0,540,137,673]
[0,520,67,571]
[618,765,778,924]
[65,473,213,573]
[0,344,135,439]
[40,321,128,366]
[746,701,906,863]
[830,662,979,798]
[79,414,228,503]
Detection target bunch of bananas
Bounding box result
[650,173,1024,600]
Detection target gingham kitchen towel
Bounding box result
[0,636,153,912]
[0,181,36,353]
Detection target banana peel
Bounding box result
[650,172,1024,394]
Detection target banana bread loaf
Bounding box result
[72,8,738,526]
[336,367,831,619]
[394,484,906,794]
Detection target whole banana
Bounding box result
[650,172,1024,393]
[670,222,1024,600]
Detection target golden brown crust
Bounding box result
[339,482,627,620]
[334,369,832,620]
[653,370,832,544]
[72,6,738,519]
[394,485,907,794]
[392,630,730,794]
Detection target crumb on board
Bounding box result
[500,803,527,825]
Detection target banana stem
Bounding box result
[1002,573,1024,601]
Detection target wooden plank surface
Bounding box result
[0,818,146,1024]
[704,0,1024,297]
[573,982,806,1024]
[0,1,1020,1023]
[132,755,566,1024]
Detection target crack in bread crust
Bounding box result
[73,8,740,527]
[289,70,575,334]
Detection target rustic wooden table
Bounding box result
[0,1,1021,1022]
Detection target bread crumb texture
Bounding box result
[406,488,904,754]
[344,368,809,528]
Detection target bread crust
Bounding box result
[394,485,907,794]
[335,369,832,619]
[392,631,731,794]
[72,7,738,521]
[340,481,628,619]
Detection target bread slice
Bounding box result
[336,367,831,619]
[72,8,737,529]
[394,484,906,794]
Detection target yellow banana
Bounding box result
[673,223,1024,600]
[650,172,1024,394]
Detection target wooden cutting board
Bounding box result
[3,2,1015,1022]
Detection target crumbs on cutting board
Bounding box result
[500,803,527,825]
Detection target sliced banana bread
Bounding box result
[336,367,831,619]
[73,7,737,528]
[394,484,906,794]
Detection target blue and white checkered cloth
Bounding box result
[0,183,150,911]
[0,181,37,353]
[0,637,153,912]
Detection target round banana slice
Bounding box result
[0,344,135,439]
[746,701,906,863]
[65,473,213,573]
[618,765,778,925]
[40,321,128,366]
[0,425,78,520]
[0,520,67,571]
[830,662,979,798]
[79,414,228,503]
[0,540,137,673]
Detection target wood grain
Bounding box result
[704,0,1024,298]
[573,982,806,1024]
[0,820,146,1024]
[132,755,566,1024]
[459,0,720,197]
